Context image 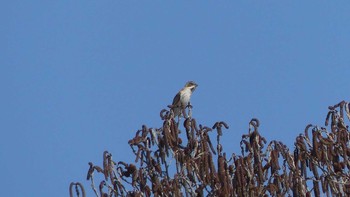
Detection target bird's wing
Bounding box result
[172,92,181,106]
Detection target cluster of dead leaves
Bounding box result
[70,101,350,197]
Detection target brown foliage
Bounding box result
[70,100,350,197]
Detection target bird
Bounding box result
[171,81,198,118]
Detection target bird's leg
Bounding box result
[187,102,192,118]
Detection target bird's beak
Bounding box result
[193,84,198,90]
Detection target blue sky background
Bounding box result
[1,1,350,196]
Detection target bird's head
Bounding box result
[185,81,198,92]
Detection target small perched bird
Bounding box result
[171,81,198,118]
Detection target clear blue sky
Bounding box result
[1,1,350,196]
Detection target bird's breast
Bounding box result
[180,90,192,106]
